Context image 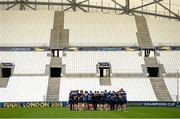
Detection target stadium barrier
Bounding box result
[0,101,178,108]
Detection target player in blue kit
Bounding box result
[87,91,93,110]
[103,90,109,110]
[109,91,116,110]
[78,90,83,110]
[121,89,127,111]
[83,91,88,110]
[69,89,127,111]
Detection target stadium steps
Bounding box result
[53,11,64,29]
[99,77,111,86]
[50,57,62,67]
[144,57,159,67]
[46,78,61,102]
[143,56,171,101]
[45,65,50,75]
[63,73,146,78]
[50,11,69,49]
[0,78,9,87]
[135,15,153,48]
[64,73,97,77]
[150,77,172,101]
[113,73,146,78]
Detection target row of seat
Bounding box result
[59,77,157,101]
[1,11,179,47]
[62,51,144,73]
[0,51,179,74]
[0,11,54,47]
[65,12,138,46]
[0,76,179,102]
[164,78,180,101]
[0,51,51,74]
[146,17,180,46]
[157,51,180,73]
[0,76,49,102]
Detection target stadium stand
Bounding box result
[0,76,49,102]
[64,12,138,46]
[164,78,180,101]
[0,51,51,74]
[146,17,180,46]
[0,11,54,47]
[59,77,157,101]
[0,11,180,103]
[157,51,180,73]
[62,51,144,74]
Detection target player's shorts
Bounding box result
[87,100,92,104]
[121,101,127,104]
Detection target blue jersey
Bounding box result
[87,93,93,101]
[121,92,127,101]
[83,94,88,101]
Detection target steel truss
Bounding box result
[0,0,179,20]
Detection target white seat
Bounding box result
[164,78,180,101]
[157,51,180,73]
[64,12,138,46]
[0,51,51,74]
[0,76,49,102]
[59,77,157,101]
[146,17,180,46]
[63,51,144,74]
[0,11,54,47]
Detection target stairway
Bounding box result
[53,11,64,29]
[0,78,9,88]
[135,15,153,48]
[99,77,111,86]
[144,57,159,67]
[50,11,69,49]
[143,57,172,101]
[46,78,61,102]
[150,77,172,101]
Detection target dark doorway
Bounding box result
[147,67,159,77]
[2,68,11,78]
[100,68,110,78]
[50,67,61,77]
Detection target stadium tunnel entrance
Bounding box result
[0,63,13,78]
[147,67,159,77]
[50,67,61,77]
[98,62,110,78]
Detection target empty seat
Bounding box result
[64,12,138,46]
[0,76,49,102]
[62,51,144,74]
[0,51,51,74]
[0,11,54,47]
[59,77,157,101]
[157,51,180,73]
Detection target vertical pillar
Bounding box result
[35,0,37,10]
[155,0,157,17]
[126,0,130,14]
[169,0,171,20]
[141,0,143,16]
[0,64,2,78]
[88,0,90,12]
[52,49,55,57]
[48,0,50,10]
[72,0,76,11]
[101,0,103,12]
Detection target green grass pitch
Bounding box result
[0,107,180,118]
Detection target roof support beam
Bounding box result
[0,0,179,20]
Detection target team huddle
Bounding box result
[69,88,127,111]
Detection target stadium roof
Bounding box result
[0,0,180,20]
